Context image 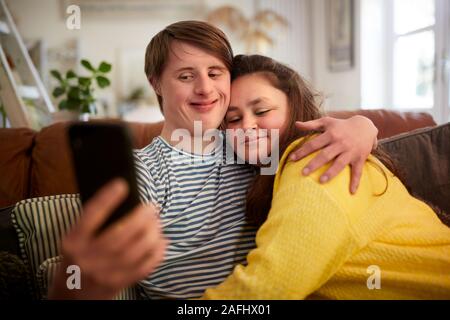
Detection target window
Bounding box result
[361,0,450,123]
[392,0,435,109]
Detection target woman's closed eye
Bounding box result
[226,116,241,123]
[255,109,270,116]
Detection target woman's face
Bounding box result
[225,73,289,165]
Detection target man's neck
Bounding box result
[160,125,221,155]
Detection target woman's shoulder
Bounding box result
[275,136,329,189]
[274,136,392,211]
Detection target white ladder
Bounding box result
[0,0,54,129]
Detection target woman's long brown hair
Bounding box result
[230,54,402,226]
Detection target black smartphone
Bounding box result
[68,122,141,234]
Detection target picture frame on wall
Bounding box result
[327,0,354,72]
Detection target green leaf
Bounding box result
[78,77,91,87]
[98,61,112,73]
[66,70,77,79]
[66,99,81,111]
[96,76,111,88]
[52,87,65,98]
[68,87,81,99]
[50,70,63,82]
[81,59,95,72]
[81,102,90,114]
[58,100,68,110]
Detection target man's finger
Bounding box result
[319,152,351,183]
[301,143,341,177]
[94,204,158,253]
[350,160,364,194]
[289,132,330,161]
[295,118,327,131]
[77,178,129,238]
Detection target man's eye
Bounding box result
[209,72,221,78]
[179,74,194,81]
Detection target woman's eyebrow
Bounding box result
[248,97,270,106]
[228,97,270,111]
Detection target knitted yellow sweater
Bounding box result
[203,138,450,299]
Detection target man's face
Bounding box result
[157,40,231,135]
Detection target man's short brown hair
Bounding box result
[144,20,233,112]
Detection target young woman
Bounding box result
[202,54,450,299]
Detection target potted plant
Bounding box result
[50,59,112,122]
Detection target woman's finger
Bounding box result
[289,132,331,161]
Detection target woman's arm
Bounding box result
[202,156,361,299]
[290,115,378,194]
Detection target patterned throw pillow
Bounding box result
[36,255,137,300]
[11,194,81,297]
[11,194,138,299]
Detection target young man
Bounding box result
[50,21,378,299]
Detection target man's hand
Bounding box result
[49,178,167,300]
[289,116,378,194]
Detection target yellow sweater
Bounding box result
[203,138,450,299]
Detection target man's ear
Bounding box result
[149,77,161,95]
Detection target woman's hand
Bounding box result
[289,115,378,194]
[49,178,167,300]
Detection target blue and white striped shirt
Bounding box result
[133,135,257,299]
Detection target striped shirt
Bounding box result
[133,135,257,299]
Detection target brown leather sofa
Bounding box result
[0,109,436,208]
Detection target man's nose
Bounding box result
[194,74,213,95]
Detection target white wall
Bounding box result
[310,0,361,111]
[6,0,358,121]
[6,0,210,118]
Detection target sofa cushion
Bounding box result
[11,194,138,299]
[328,109,436,139]
[11,194,82,298]
[30,123,78,199]
[0,128,35,207]
[36,255,138,300]
[379,122,450,226]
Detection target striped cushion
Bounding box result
[11,194,138,299]
[12,194,81,284]
[36,255,138,300]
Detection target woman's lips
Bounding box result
[189,99,218,112]
[242,134,268,145]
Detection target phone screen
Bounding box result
[68,122,141,234]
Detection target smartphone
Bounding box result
[68,122,141,234]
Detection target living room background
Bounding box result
[1,0,449,127]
